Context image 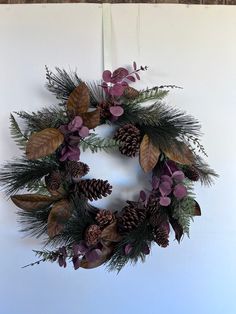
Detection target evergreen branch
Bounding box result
[9,114,28,149]
[193,156,219,186]
[182,135,208,157]
[15,106,68,134]
[86,80,105,107]
[80,134,120,153]
[125,87,169,105]
[22,249,62,268]
[172,196,196,236]
[0,157,58,195]
[45,66,82,101]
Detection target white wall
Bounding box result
[0,4,235,314]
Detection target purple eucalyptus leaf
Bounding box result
[59,246,67,257]
[60,146,81,162]
[85,249,102,263]
[109,106,124,117]
[126,75,136,82]
[68,116,83,132]
[77,241,89,255]
[139,190,146,202]
[163,160,179,175]
[109,84,126,97]
[173,184,187,199]
[59,124,69,135]
[133,61,137,71]
[102,70,112,83]
[142,243,150,255]
[124,244,133,256]
[159,196,171,207]
[134,72,140,80]
[161,175,173,186]
[72,256,81,270]
[159,181,172,196]
[172,170,185,182]
[111,67,129,83]
[79,126,89,138]
[152,176,160,190]
[58,255,65,267]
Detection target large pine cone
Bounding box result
[114,124,141,157]
[153,222,170,248]
[118,201,146,233]
[77,179,112,201]
[85,224,102,246]
[66,161,89,178]
[45,171,62,191]
[183,166,200,182]
[95,210,115,229]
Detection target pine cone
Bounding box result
[77,179,112,201]
[114,124,141,157]
[153,223,170,248]
[183,166,200,182]
[123,87,140,99]
[95,210,115,229]
[118,201,146,233]
[85,224,102,246]
[66,161,89,178]
[99,100,112,119]
[45,171,62,191]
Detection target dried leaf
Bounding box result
[101,221,122,243]
[169,216,183,243]
[80,108,100,129]
[163,141,194,166]
[67,82,89,116]
[47,199,71,238]
[26,128,64,160]
[139,134,160,172]
[193,200,201,216]
[80,245,114,269]
[11,194,55,211]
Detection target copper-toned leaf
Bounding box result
[79,245,114,269]
[139,134,161,173]
[67,83,89,116]
[193,200,201,216]
[101,221,122,243]
[47,199,71,238]
[80,108,100,129]
[163,141,194,166]
[11,194,55,211]
[26,128,64,160]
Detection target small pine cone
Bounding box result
[123,87,140,99]
[114,124,141,157]
[77,179,112,201]
[95,210,115,228]
[118,201,146,233]
[45,171,62,191]
[183,166,200,182]
[153,224,169,248]
[66,161,89,178]
[99,100,112,119]
[85,224,102,246]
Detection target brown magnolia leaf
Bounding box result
[193,200,201,216]
[67,82,89,116]
[163,141,194,166]
[139,134,161,173]
[79,245,114,269]
[80,108,101,129]
[47,199,71,238]
[101,221,122,243]
[11,194,55,211]
[26,128,64,160]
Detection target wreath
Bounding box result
[0,62,217,272]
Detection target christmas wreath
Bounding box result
[0,63,217,272]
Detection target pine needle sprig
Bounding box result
[9,114,28,150]
[45,66,82,101]
[0,157,58,195]
[22,248,62,269]
[80,134,120,153]
[125,87,169,105]
[193,156,219,186]
[15,106,68,134]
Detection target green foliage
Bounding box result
[0,157,58,195]
[193,155,218,186]
[106,219,153,273]
[125,87,169,105]
[9,114,28,150]
[172,196,196,236]
[80,133,120,153]
[15,106,68,135]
